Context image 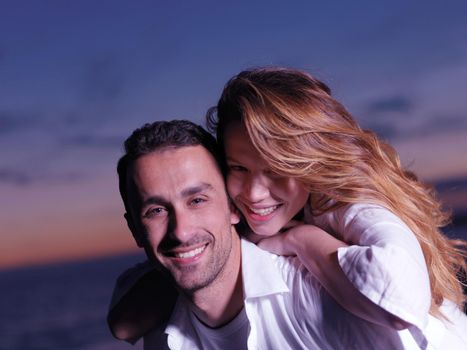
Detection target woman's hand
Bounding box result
[108,268,177,343]
[256,220,313,256]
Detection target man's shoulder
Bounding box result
[240,239,321,298]
[241,238,311,273]
[274,254,324,302]
[144,327,170,350]
[144,297,199,350]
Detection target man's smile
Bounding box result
[162,243,209,262]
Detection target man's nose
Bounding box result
[243,173,270,203]
[169,209,194,242]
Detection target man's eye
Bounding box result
[190,197,206,206]
[144,207,166,218]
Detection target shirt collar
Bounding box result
[240,239,290,298]
[163,239,290,343]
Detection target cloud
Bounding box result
[59,134,124,149]
[0,45,7,61]
[421,113,467,134]
[0,110,43,134]
[434,176,467,192]
[357,94,415,139]
[0,167,85,187]
[366,95,414,114]
[0,168,32,186]
[361,121,399,140]
[396,113,467,139]
[361,115,467,141]
[79,57,126,103]
[358,90,467,141]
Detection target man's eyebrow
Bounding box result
[143,196,167,206]
[181,183,214,197]
[140,183,215,207]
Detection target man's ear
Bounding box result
[124,212,145,248]
[229,202,241,225]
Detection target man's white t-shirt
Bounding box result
[189,306,249,350]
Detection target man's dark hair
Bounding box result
[117,120,222,212]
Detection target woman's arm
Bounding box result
[257,224,411,330]
[107,266,178,343]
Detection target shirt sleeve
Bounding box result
[319,204,432,330]
[108,259,155,311]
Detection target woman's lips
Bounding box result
[246,204,281,222]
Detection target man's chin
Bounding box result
[173,278,210,294]
[169,266,221,294]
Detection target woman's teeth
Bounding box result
[249,205,279,216]
[175,245,206,258]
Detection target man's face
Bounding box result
[126,145,239,293]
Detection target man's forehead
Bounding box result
[152,145,220,172]
[128,145,224,193]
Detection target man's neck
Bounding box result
[186,234,243,328]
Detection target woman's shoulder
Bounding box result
[424,300,467,347]
[310,202,424,251]
[337,203,407,229]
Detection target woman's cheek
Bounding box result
[226,174,241,199]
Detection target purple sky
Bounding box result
[1,0,467,268]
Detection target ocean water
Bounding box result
[1,224,466,350]
[0,253,145,350]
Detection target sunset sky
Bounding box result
[1,0,467,269]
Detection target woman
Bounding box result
[110,67,467,346]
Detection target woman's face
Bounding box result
[224,123,309,236]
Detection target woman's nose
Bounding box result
[243,174,270,203]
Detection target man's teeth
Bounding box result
[249,205,278,216]
[175,246,206,259]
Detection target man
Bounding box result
[115,120,406,349]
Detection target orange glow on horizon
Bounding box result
[0,221,141,270]
[0,199,142,270]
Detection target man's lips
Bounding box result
[163,243,208,260]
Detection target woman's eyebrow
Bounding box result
[225,156,240,163]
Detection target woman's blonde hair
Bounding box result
[207,66,466,317]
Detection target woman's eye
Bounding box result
[265,169,281,178]
[229,165,247,172]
